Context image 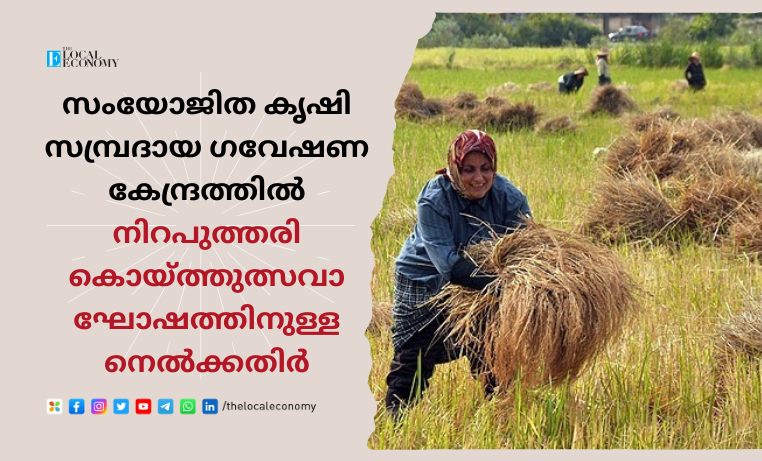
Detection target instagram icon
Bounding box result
[91,399,107,414]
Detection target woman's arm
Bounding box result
[417,199,496,290]
[417,199,460,280]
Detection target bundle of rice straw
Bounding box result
[713,299,762,406]
[604,122,697,180]
[588,85,637,116]
[672,80,689,91]
[537,115,577,134]
[448,92,481,111]
[486,82,521,97]
[581,173,680,244]
[467,102,540,132]
[728,212,762,257]
[717,299,762,361]
[433,221,638,388]
[678,173,762,241]
[528,82,554,92]
[484,96,509,107]
[394,83,446,120]
[367,301,392,335]
[630,109,681,132]
[695,112,762,151]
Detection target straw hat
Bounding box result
[689,52,701,61]
[597,48,610,56]
[575,66,589,76]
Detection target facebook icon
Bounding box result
[202,399,218,414]
[68,399,85,415]
[47,51,61,67]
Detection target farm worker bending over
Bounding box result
[685,52,706,91]
[385,129,532,419]
[596,49,612,86]
[557,67,589,94]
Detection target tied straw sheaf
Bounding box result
[430,220,638,389]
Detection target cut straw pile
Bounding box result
[432,221,638,389]
[394,82,540,132]
[717,300,762,361]
[583,112,762,249]
[367,301,392,335]
[587,85,637,116]
[538,115,577,134]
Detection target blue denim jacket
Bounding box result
[395,174,531,293]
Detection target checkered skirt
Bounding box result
[390,271,440,350]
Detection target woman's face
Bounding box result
[459,151,495,200]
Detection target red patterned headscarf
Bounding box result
[435,130,497,197]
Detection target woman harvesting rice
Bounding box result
[385,129,531,417]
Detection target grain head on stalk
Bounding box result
[432,221,639,389]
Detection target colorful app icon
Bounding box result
[91,399,107,414]
[202,399,218,414]
[180,399,196,414]
[157,399,173,415]
[47,399,63,415]
[113,399,129,415]
[68,399,85,415]
[136,399,152,414]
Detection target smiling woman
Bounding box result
[385,129,532,418]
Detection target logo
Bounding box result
[47,399,62,415]
[113,399,129,415]
[68,399,85,415]
[202,399,218,414]
[157,399,173,415]
[136,399,152,415]
[180,399,196,415]
[48,47,119,68]
[47,51,61,67]
[91,399,107,414]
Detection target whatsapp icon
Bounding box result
[180,399,196,414]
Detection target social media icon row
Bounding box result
[48,399,219,415]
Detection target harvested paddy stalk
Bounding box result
[468,102,540,132]
[527,82,554,92]
[588,85,637,116]
[486,82,521,97]
[728,212,762,257]
[581,173,680,243]
[395,83,446,120]
[717,299,762,361]
[434,221,638,389]
[695,112,762,151]
[604,122,697,179]
[484,96,509,107]
[367,301,393,335]
[678,174,762,241]
[630,109,681,132]
[538,115,577,134]
[449,92,481,111]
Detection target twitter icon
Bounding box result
[113,399,130,415]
